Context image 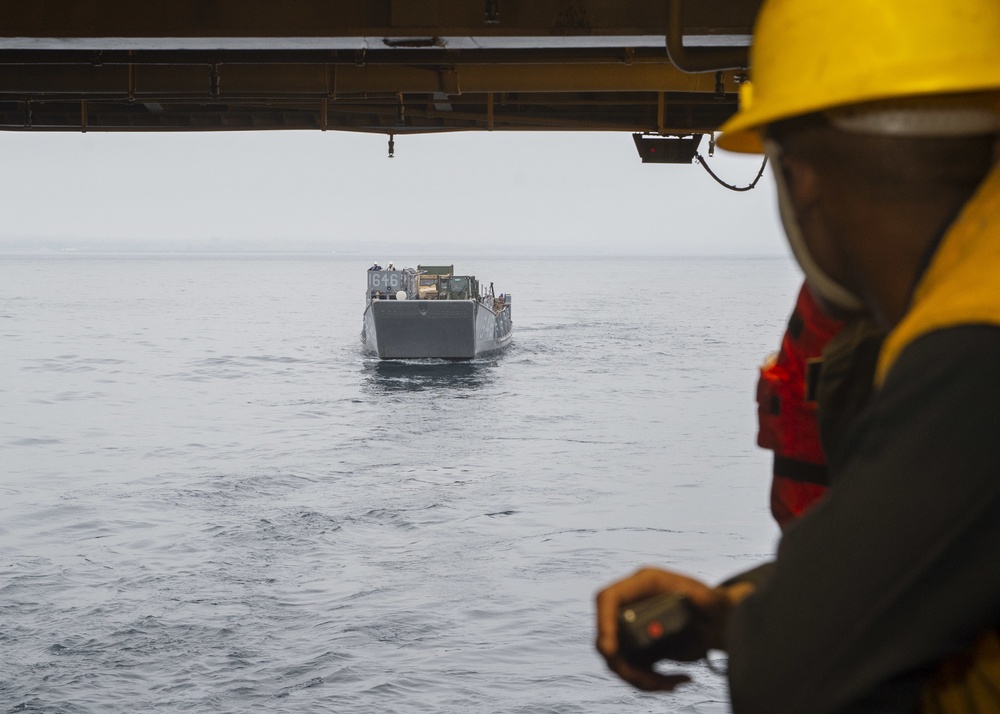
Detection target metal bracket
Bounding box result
[665,0,749,74]
[485,0,500,24]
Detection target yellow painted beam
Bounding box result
[0,62,739,97]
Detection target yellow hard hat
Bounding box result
[717,0,1000,154]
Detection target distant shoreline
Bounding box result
[0,243,790,260]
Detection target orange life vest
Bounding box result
[757,284,844,530]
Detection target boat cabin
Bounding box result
[367,267,418,300]
[367,264,482,302]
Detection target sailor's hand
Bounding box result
[594,567,737,691]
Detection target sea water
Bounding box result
[1,253,802,713]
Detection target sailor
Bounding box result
[595,1,1000,711]
[387,262,395,271]
[370,262,379,271]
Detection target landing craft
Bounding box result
[362,265,513,360]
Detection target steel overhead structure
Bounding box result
[0,0,760,135]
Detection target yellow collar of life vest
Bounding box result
[876,162,1000,387]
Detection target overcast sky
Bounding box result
[0,129,788,256]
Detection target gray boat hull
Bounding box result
[362,299,512,360]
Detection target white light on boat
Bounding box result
[395,291,407,301]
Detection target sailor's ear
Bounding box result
[779,155,823,211]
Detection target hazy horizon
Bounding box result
[0,130,790,259]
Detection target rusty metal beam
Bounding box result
[0,0,757,135]
[0,62,738,98]
[0,0,759,49]
[0,48,696,67]
[0,91,736,134]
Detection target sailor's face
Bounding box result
[767,141,865,316]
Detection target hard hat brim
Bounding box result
[716,123,765,154]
